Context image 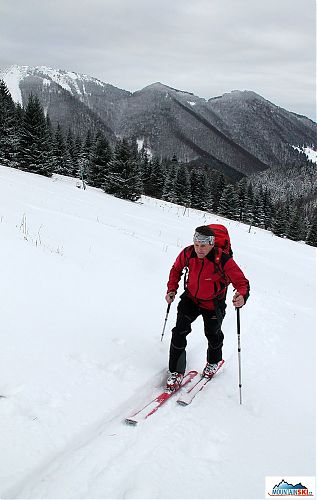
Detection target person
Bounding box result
[165,225,250,391]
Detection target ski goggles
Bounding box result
[193,232,215,245]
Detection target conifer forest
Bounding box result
[1,79,316,247]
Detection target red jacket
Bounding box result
[167,245,250,310]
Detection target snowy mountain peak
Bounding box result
[137,81,196,97]
[0,65,30,104]
[208,89,266,103]
[0,64,120,102]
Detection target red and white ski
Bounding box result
[177,360,225,406]
[125,370,198,425]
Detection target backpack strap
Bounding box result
[211,246,232,294]
[214,246,224,279]
[183,245,195,290]
[183,247,189,290]
[211,247,232,323]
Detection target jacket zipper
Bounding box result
[195,259,204,298]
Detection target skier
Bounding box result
[165,225,250,391]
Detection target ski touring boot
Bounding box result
[166,372,184,392]
[202,361,222,378]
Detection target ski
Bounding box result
[125,370,198,425]
[177,360,225,406]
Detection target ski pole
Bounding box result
[236,307,242,404]
[161,303,171,342]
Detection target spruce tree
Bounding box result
[104,138,142,201]
[272,205,288,237]
[83,129,93,156]
[244,183,255,225]
[252,193,266,228]
[261,187,273,230]
[306,210,317,247]
[162,162,177,203]
[65,128,77,176]
[236,179,248,222]
[190,169,210,211]
[190,169,201,209]
[53,123,68,175]
[218,184,240,220]
[87,131,112,188]
[77,130,94,188]
[174,165,191,206]
[284,201,292,236]
[147,157,165,199]
[203,172,214,212]
[73,135,82,177]
[212,173,226,212]
[17,94,53,176]
[287,207,304,241]
[139,146,152,195]
[0,79,19,167]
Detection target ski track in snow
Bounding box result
[0,166,315,499]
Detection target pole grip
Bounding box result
[236,306,240,335]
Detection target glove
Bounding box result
[165,291,176,304]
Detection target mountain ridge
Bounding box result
[1,64,316,180]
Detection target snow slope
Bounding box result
[0,166,315,499]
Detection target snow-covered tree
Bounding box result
[162,162,177,203]
[287,207,305,241]
[0,79,20,167]
[87,131,112,188]
[139,146,152,195]
[17,94,53,177]
[272,205,288,238]
[261,187,274,230]
[252,193,266,228]
[243,183,255,225]
[174,165,191,206]
[190,169,211,211]
[212,173,226,213]
[104,138,142,201]
[218,184,240,219]
[53,123,68,175]
[306,210,317,247]
[147,157,165,199]
[65,128,78,176]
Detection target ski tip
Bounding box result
[124,418,138,426]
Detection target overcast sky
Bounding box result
[0,0,316,120]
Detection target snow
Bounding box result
[137,138,153,158]
[292,145,317,164]
[0,166,315,499]
[303,147,317,164]
[187,101,196,106]
[136,138,144,151]
[0,65,28,104]
[0,65,107,102]
[34,66,102,95]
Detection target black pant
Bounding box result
[169,294,226,374]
